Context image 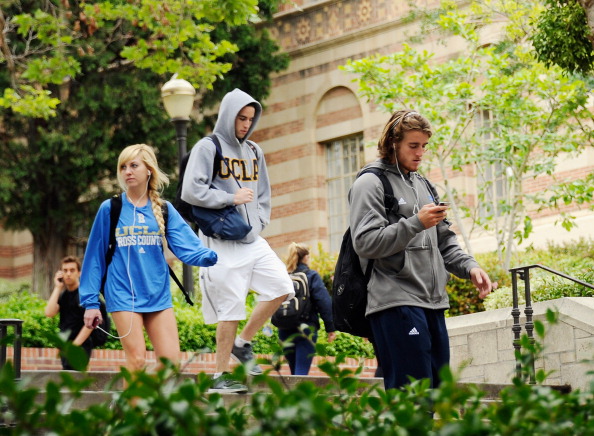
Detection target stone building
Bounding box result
[2,0,594,280]
[252,0,594,259]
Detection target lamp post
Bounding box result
[161,74,196,296]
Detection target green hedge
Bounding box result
[3,238,592,357]
[484,238,594,310]
[2,319,594,435]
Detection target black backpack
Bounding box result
[103,195,194,306]
[331,168,395,339]
[271,271,311,330]
[174,134,258,223]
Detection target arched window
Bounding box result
[315,86,365,252]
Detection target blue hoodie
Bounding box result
[79,195,217,312]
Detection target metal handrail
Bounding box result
[509,264,594,383]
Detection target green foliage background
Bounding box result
[532,0,594,74]
[0,0,289,296]
[2,311,594,434]
[3,239,593,358]
[485,238,594,310]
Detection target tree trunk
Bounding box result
[32,231,69,299]
[577,0,594,47]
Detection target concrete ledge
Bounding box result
[447,297,594,391]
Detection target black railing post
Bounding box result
[509,264,594,385]
[511,269,522,379]
[522,267,536,384]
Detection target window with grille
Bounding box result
[325,134,365,252]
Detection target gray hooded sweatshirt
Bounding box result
[181,88,270,244]
[349,160,479,316]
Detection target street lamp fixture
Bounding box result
[161,74,196,295]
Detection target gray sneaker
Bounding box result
[231,343,264,375]
[208,373,248,394]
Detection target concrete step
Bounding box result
[21,369,383,392]
[21,370,386,410]
[17,370,571,411]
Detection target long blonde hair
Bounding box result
[285,242,309,273]
[117,144,170,238]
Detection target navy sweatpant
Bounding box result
[369,306,449,390]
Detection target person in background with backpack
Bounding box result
[45,255,103,370]
[79,144,218,374]
[349,110,493,391]
[277,243,336,376]
[181,89,294,393]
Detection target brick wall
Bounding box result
[6,347,379,378]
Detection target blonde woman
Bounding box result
[278,243,336,375]
[80,144,217,372]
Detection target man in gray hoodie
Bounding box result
[182,89,294,393]
[349,109,493,391]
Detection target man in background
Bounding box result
[45,255,95,370]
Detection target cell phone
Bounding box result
[438,201,450,207]
[92,317,101,328]
[58,277,63,283]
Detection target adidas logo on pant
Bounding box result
[409,327,420,335]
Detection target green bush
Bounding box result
[0,286,121,350]
[0,287,64,349]
[3,327,594,435]
[309,242,338,291]
[4,238,590,358]
[484,239,594,310]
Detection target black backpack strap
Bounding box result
[209,134,244,189]
[100,195,122,294]
[359,167,396,216]
[245,140,259,160]
[356,167,397,280]
[161,202,194,306]
[209,134,222,177]
[168,265,193,305]
[419,174,440,205]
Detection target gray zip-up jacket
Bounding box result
[349,160,479,316]
[181,89,270,244]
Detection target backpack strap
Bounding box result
[210,134,258,177]
[102,195,193,305]
[100,195,123,294]
[245,140,258,159]
[359,167,396,216]
[209,134,222,177]
[419,174,440,204]
[160,202,194,306]
[355,167,396,281]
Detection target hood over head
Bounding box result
[213,88,262,145]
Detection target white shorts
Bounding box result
[199,236,294,324]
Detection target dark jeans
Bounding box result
[369,306,449,390]
[278,326,318,375]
